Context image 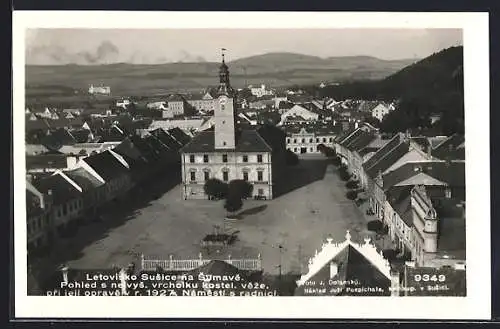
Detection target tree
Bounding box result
[317,144,326,153]
[204,178,228,200]
[285,149,299,166]
[346,190,358,200]
[224,195,243,215]
[228,179,253,200]
[346,180,359,189]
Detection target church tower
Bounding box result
[214,49,237,150]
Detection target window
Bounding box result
[243,172,249,181]
[242,155,248,163]
[257,154,263,163]
[223,171,229,181]
[257,171,263,181]
[287,138,290,143]
[190,171,196,182]
[203,154,209,163]
[294,139,297,143]
[301,138,305,143]
[204,171,210,181]
[316,138,320,142]
[294,147,297,152]
[222,154,228,163]
[310,147,314,152]
[189,155,195,163]
[258,188,264,195]
[329,137,333,142]
[221,104,225,111]
[309,138,313,143]
[323,138,326,142]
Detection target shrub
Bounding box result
[339,171,350,181]
[346,180,359,189]
[228,179,254,199]
[346,190,358,200]
[204,178,228,200]
[224,195,243,214]
[332,156,341,166]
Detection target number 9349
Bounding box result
[414,274,446,282]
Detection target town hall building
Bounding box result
[180,51,284,200]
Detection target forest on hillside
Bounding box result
[304,46,465,135]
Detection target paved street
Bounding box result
[60,154,374,276]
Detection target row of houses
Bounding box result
[334,124,466,269]
[26,128,191,257]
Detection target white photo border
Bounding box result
[13,11,490,320]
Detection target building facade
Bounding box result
[181,53,275,200]
[285,125,338,154]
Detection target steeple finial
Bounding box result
[221,48,227,63]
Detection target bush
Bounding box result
[332,156,341,166]
[285,149,299,166]
[346,180,359,189]
[204,178,228,200]
[346,190,358,200]
[367,220,384,232]
[228,179,253,199]
[224,195,243,213]
[339,170,350,181]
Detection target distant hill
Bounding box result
[318,46,464,135]
[25,52,416,105]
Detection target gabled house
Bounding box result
[278,104,320,126]
[78,149,133,203]
[431,134,465,160]
[26,180,53,254]
[295,231,397,296]
[31,173,84,236]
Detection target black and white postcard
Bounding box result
[12,11,490,319]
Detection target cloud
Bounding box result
[26,40,121,65]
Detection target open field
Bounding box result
[25,54,415,103]
[41,155,375,278]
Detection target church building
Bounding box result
[180,51,283,200]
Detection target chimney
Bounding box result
[390,269,400,297]
[329,262,338,279]
[60,265,69,285]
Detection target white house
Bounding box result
[372,103,392,121]
[278,104,320,126]
[249,84,274,98]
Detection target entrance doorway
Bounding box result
[300,147,307,154]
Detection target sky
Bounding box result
[25,28,463,65]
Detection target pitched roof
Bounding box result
[344,132,376,152]
[26,154,67,171]
[181,129,272,153]
[386,186,414,227]
[295,244,391,296]
[167,127,191,145]
[82,150,130,181]
[365,142,409,179]
[32,174,81,205]
[63,167,104,191]
[362,133,403,170]
[432,197,466,258]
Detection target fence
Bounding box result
[141,253,262,271]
